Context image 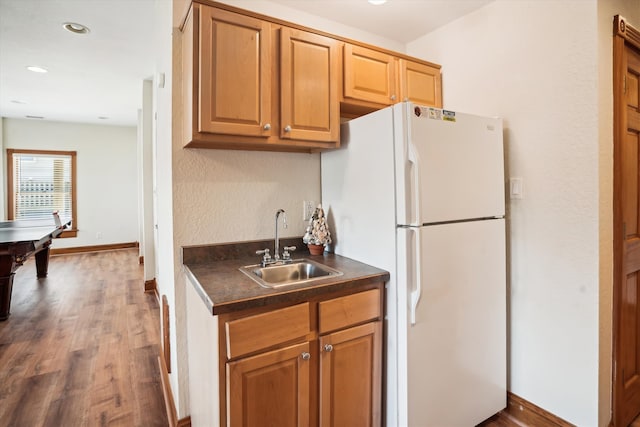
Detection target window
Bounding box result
[7,149,77,237]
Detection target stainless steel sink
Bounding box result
[239,258,343,288]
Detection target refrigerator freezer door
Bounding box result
[401,219,506,426]
[395,104,505,226]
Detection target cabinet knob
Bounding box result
[390,94,397,101]
[301,352,311,360]
[284,125,292,133]
[323,344,333,352]
[263,123,271,131]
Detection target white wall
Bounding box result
[140,79,156,281]
[153,0,179,415]
[408,1,600,425]
[2,118,138,249]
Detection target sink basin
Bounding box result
[239,258,343,288]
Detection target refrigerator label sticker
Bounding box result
[427,108,442,120]
[414,106,442,120]
[443,110,456,122]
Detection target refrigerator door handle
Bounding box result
[409,227,422,325]
[407,140,421,226]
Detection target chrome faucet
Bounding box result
[274,209,287,261]
[256,209,295,266]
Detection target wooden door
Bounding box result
[227,341,311,427]
[343,44,398,105]
[319,321,382,427]
[614,16,640,427]
[399,59,442,107]
[280,27,340,143]
[198,6,273,137]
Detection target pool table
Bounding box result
[0,216,70,320]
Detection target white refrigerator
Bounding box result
[321,102,506,427]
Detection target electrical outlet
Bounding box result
[96,231,103,239]
[303,200,316,221]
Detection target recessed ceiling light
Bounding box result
[26,66,48,73]
[368,0,387,4]
[98,116,109,120]
[26,115,44,119]
[11,100,27,104]
[63,22,90,34]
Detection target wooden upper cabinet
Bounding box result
[198,7,272,138]
[400,59,442,108]
[181,2,441,150]
[343,44,397,106]
[280,28,340,143]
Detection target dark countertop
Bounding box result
[183,238,390,315]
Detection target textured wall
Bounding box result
[407,1,600,425]
[173,149,320,245]
[166,0,405,418]
[2,118,138,249]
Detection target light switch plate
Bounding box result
[510,178,523,199]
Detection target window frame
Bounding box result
[6,148,78,238]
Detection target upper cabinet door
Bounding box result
[400,59,442,108]
[198,7,272,137]
[343,44,397,106]
[280,28,340,143]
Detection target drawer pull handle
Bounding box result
[263,123,271,131]
[324,344,333,352]
[301,352,311,360]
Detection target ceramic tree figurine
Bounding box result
[303,204,332,255]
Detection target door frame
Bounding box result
[612,14,640,427]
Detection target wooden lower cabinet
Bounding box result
[221,287,383,427]
[227,342,311,427]
[319,321,382,427]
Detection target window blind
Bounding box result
[12,153,73,221]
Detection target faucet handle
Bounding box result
[282,246,296,261]
[256,249,271,265]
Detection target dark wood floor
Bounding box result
[0,249,168,427]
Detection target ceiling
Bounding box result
[266,0,493,44]
[0,0,492,127]
[0,0,157,127]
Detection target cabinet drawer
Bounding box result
[225,302,311,359]
[319,289,380,334]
